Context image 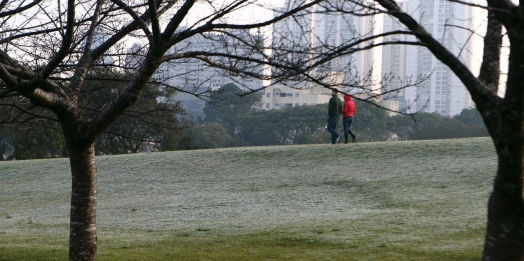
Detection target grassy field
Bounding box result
[0,137,496,260]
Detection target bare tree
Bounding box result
[288,0,522,259]
[0,0,331,260]
[269,0,524,259]
[369,1,524,260]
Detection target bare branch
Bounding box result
[110,0,152,37]
[148,0,161,44]
[162,0,197,40]
[0,0,44,18]
[375,0,501,108]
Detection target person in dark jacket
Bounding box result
[341,94,356,143]
[327,89,342,144]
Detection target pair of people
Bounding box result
[327,89,356,144]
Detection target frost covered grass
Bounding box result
[0,137,496,260]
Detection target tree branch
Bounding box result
[161,0,196,41]
[485,0,516,28]
[375,0,501,108]
[0,0,43,18]
[16,0,76,96]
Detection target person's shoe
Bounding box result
[336,135,341,144]
[352,135,356,142]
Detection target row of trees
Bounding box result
[0,81,488,159]
[192,83,488,149]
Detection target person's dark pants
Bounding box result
[343,116,356,142]
[327,116,340,144]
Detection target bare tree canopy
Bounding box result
[368,0,523,260]
[0,0,331,260]
[293,0,523,259]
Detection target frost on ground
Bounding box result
[0,137,495,247]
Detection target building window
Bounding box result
[295,92,300,97]
[266,103,270,109]
[267,93,271,98]
[295,103,299,107]
[280,93,286,97]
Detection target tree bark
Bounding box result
[67,142,97,261]
[482,29,524,261]
[375,1,524,259]
[483,123,524,260]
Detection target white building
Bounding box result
[263,84,332,109]
[263,71,343,109]
[381,1,409,110]
[265,0,378,109]
[382,0,474,116]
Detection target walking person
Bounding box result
[327,88,342,144]
[341,94,356,143]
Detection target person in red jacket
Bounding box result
[340,94,356,143]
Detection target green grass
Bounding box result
[0,137,496,260]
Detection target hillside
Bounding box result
[0,137,496,260]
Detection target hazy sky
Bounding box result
[182,1,283,26]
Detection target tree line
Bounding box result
[192,84,488,149]
[0,83,488,159]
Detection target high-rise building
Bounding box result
[381,1,409,110]
[382,0,474,116]
[264,0,377,109]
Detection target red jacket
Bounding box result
[341,94,355,117]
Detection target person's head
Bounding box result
[332,88,339,96]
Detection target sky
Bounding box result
[182,1,284,27]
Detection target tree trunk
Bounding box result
[68,142,97,261]
[482,32,524,260]
[483,135,524,260]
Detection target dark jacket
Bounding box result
[328,94,342,117]
[341,94,355,117]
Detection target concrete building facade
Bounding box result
[263,84,332,110]
[382,0,474,116]
[264,0,377,110]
